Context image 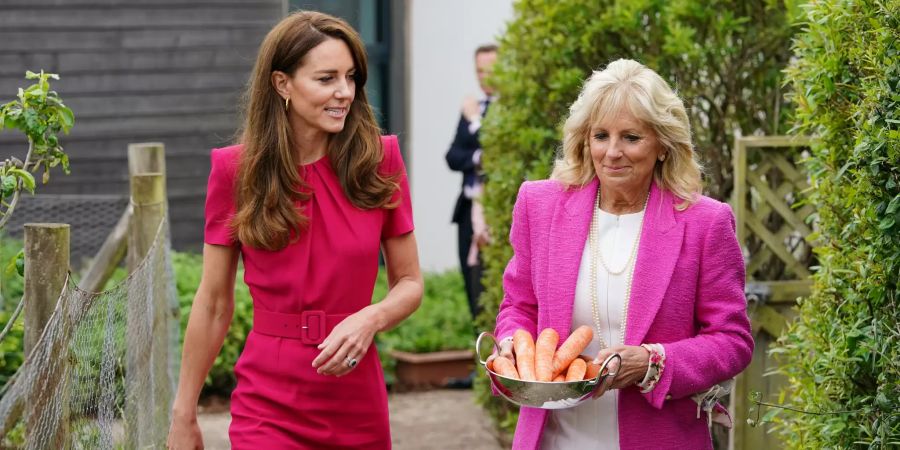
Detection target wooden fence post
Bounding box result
[125,173,170,449]
[23,223,70,448]
[127,142,180,393]
[79,206,130,293]
[128,142,165,175]
[77,142,162,294]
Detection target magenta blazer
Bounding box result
[495,178,753,450]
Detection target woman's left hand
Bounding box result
[592,345,650,398]
[311,305,381,377]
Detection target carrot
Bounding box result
[534,328,559,381]
[552,374,565,382]
[581,356,602,380]
[513,329,536,381]
[565,358,587,381]
[552,326,594,377]
[492,356,519,379]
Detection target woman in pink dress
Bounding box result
[492,59,752,449]
[167,11,423,450]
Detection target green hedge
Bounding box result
[375,269,472,385]
[770,0,900,447]
[477,0,797,433]
[0,235,25,387]
[173,255,471,392]
[170,252,254,394]
[0,244,471,395]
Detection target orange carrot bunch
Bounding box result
[491,326,595,382]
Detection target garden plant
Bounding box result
[764,0,900,447]
[476,0,798,434]
[0,70,73,384]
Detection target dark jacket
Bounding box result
[445,114,481,223]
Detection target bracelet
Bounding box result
[637,343,666,393]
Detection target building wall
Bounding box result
[0,0,283,251]
[0,0,518,272]
[407,0,515,272]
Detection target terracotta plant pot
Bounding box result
[390,349,475,391]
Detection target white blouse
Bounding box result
[540,208,644,450]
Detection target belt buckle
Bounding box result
[300,310,326,345]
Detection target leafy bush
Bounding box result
[374,270,472,384]
[0,241,471,396]
[172,256,471,391]
[478,0,798,433]
[172,257,470,391]
[0,309,23,387]
[376,270,471,353]
[0,247,254,396]
[170,252,254,395]
[0,71,74,287]
[769,0,900,447]
[0,235,24,386]
[0,234,24,311]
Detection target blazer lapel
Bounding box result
[545,178,598,338]
[625,182,684,345]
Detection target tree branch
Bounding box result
[0,141,34,230]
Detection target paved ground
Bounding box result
[197,389,504,450]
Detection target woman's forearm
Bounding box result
[171,294,234,418]
[370,276,423,332]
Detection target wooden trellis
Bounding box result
[729,135,815,450]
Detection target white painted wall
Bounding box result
[407,0,515,272]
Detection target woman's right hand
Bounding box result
[166,413,204,450]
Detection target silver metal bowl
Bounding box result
[476,332,620,410]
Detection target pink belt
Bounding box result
[253,309,350,345]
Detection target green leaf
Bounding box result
[14,250,24,277]
[761,407,781,423]
[57,107,74,130]
[59,153,70,173]
[4,108,21,129]
[886,195,900,215]
[1,175,16,199]
[7,168,35,194]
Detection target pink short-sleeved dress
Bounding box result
[203,135,413,449]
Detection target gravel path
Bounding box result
[197,389,504,449]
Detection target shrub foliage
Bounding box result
[477,0,797,432]
[771,0,900,447]
[0,247,472,396]
[374,269,473,385]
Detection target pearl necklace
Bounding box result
[589,189,649,349]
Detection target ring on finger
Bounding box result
[346,356,358,368]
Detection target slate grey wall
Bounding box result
[0,0,284,252]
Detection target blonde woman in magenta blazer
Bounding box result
[493,59,753,449]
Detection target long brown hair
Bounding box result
[232,11,398,250]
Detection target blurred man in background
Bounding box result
[446,44,497,327]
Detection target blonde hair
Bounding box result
[550,59,702,210]
[233,11,398,250]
